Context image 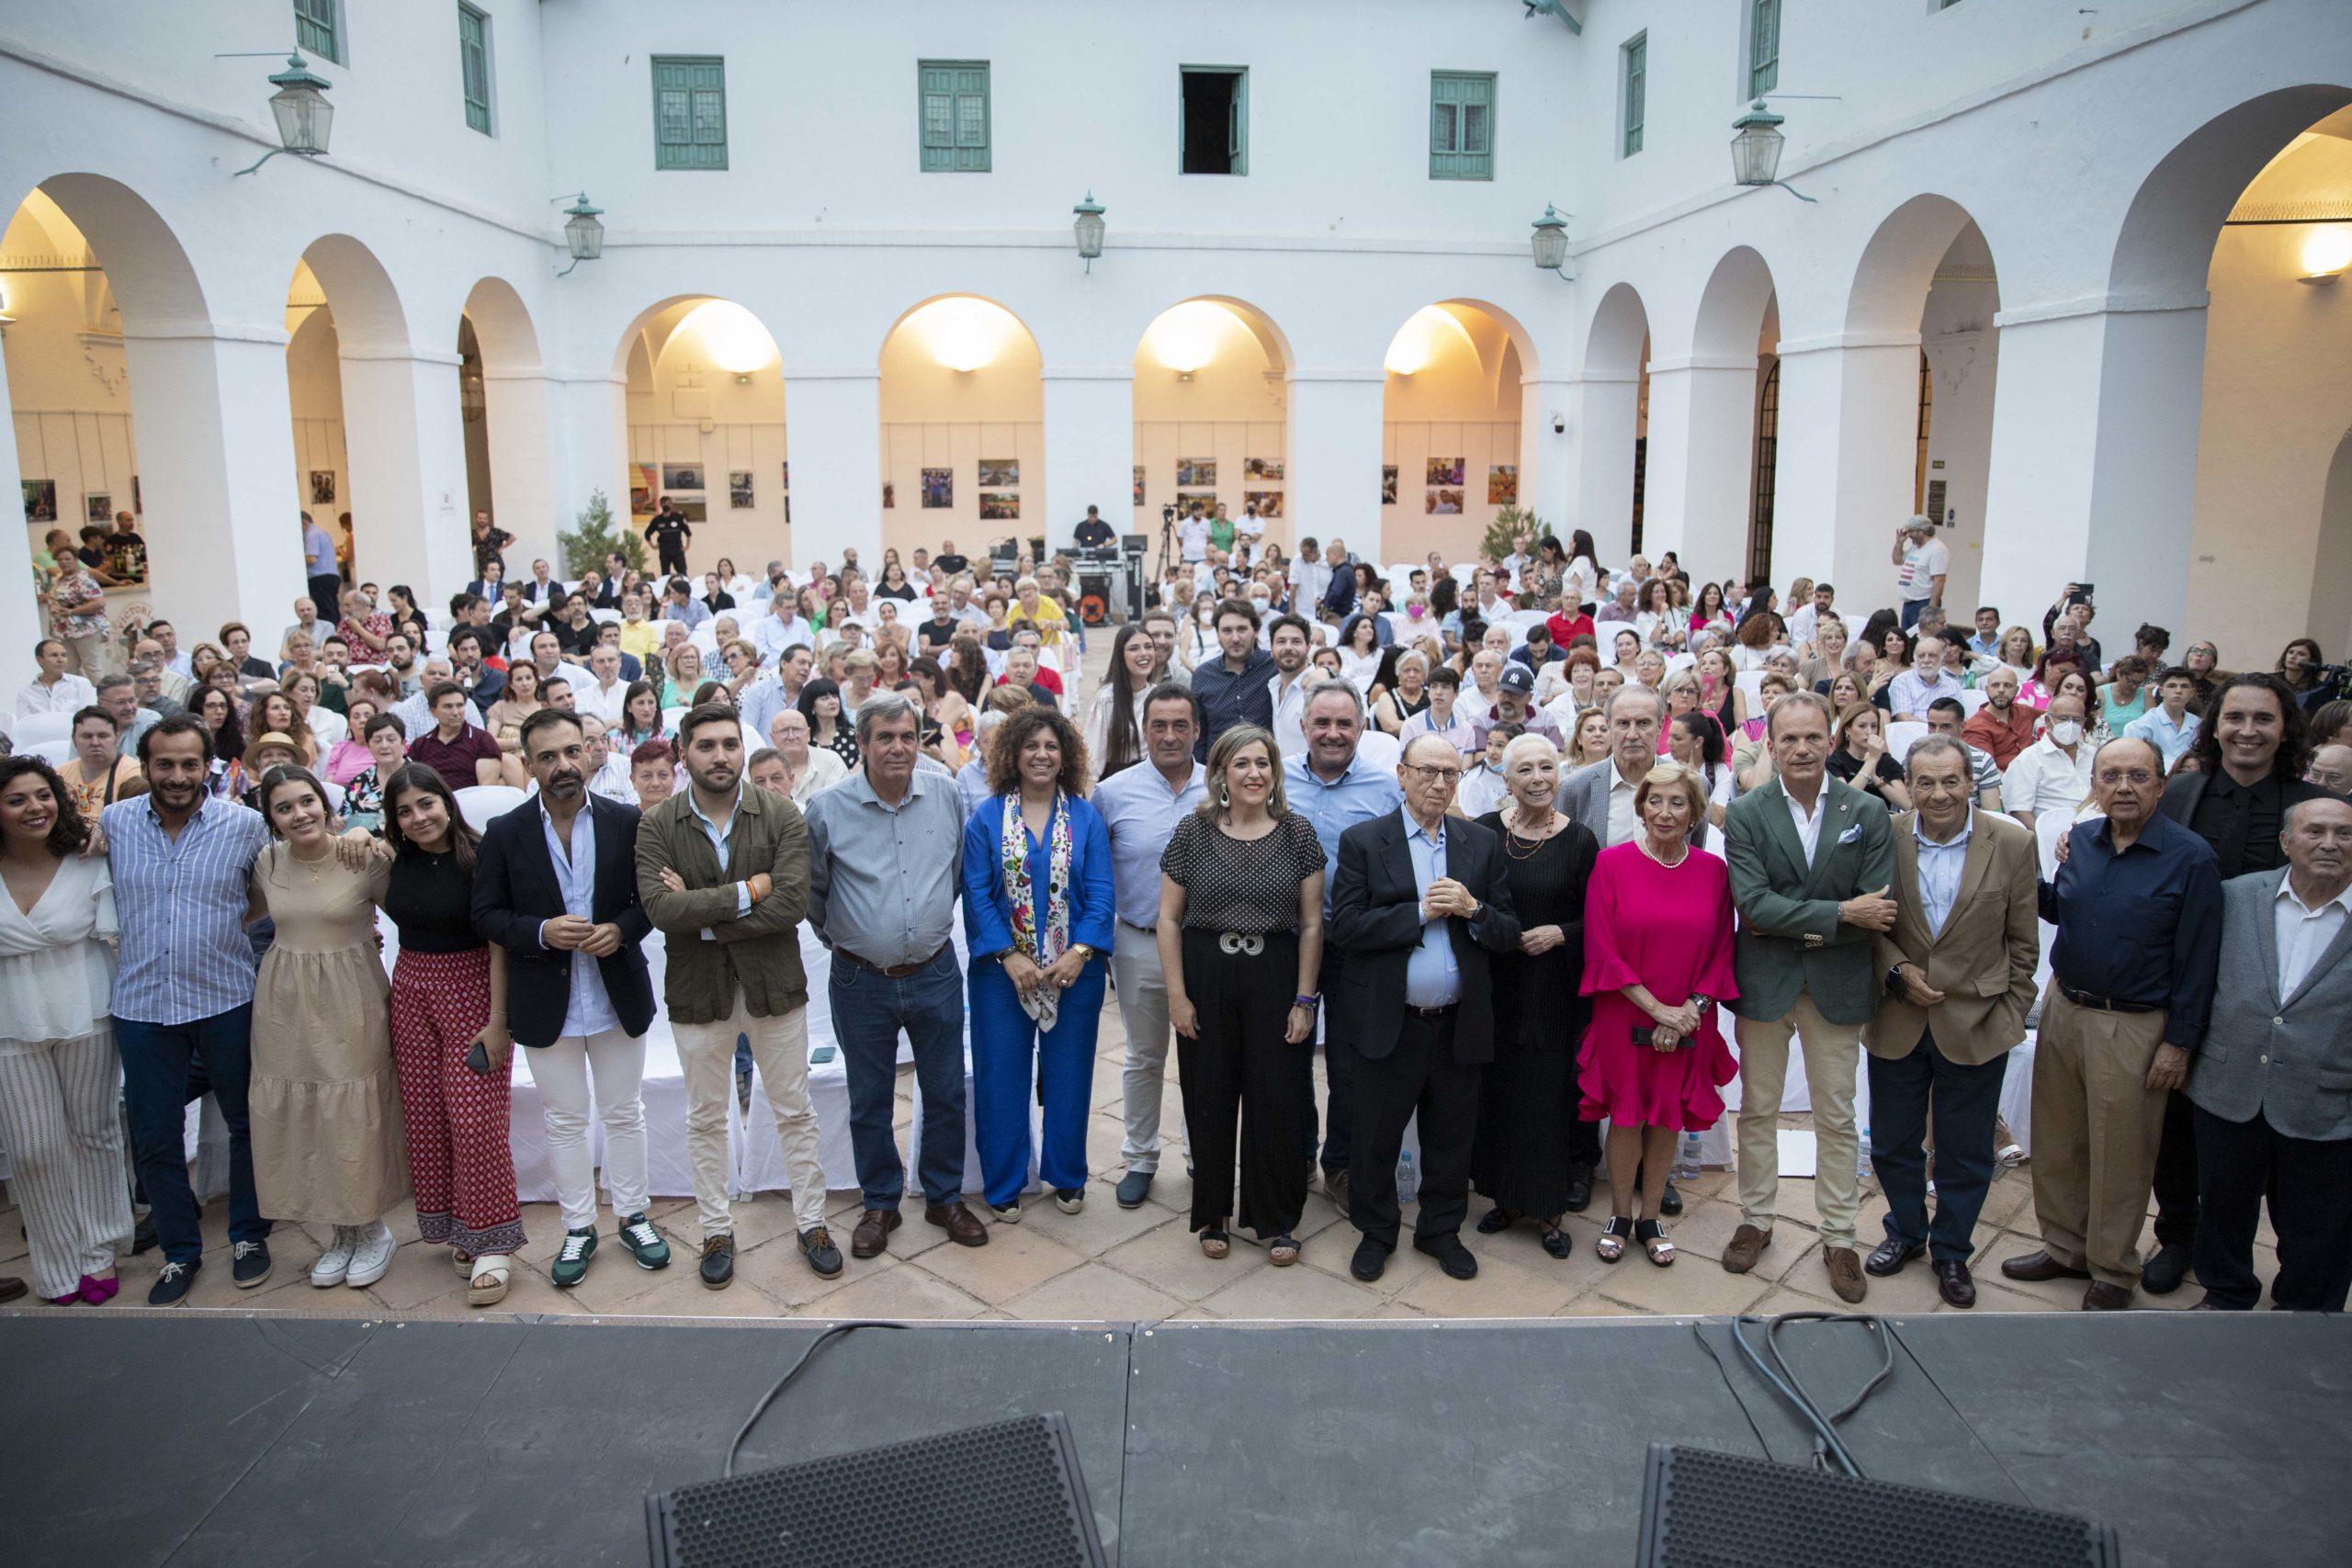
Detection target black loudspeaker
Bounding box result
[1078,570,1114,624]
[1635,1444,2121,1568]
[647,1413,1108,1568]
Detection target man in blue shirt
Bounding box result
[1189,598,1275,760]
[2004,736,2222,1309]
[301,513,341,627]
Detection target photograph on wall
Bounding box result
[1381,466,1399,505]
[629,463,658,516]
[882,481,896,510]
[21,479,56,523]
[921,468,954,508]
[310,470,335,505]
[1487,465,1518,506]
[978,492,1021,521]
[1427,488,1464,514]
[85,492,112,524]
[1132,466,1146,508]
[978,457,1020,487]
[132,475,141,514]
[784,495,791,524]
[1244,491,1283,519]
[1426,457,1464,486]
[673,499,708,523]
[1176,490,1216,515]
[662,462,706,491]
[1175,457,1217,488]
[1244,457,1284,481]
[729,470,755,509]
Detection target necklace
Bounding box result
[1504,806,1555,859]
[291,843,334,883]
[1637,835,1689,869]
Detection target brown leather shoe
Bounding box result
[851,1208,900,1259]
[2001,1249,2091,1283]
[1720,1224,1772,1274]
[1934,1258,1976,1308]
[925,1201,989,1247]
[2082,1280,2133,1311]
[1824,1247,1868,1303]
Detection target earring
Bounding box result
[1218,787,1230,806]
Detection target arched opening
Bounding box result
[1132,297,1288,567]
[618,294,788,578]
[1576,282,1650,574]
[1379,299,1533,563]
[283,259,349,592]
[458,276,548,568]
[877,295,1042,563]
[1649,246,1778,584]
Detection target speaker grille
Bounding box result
[649,1412,1106,1568]
[1638,1444,2120,1568]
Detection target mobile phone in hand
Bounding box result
[1632,1026,1656,1046]
[465,1040,492,1076]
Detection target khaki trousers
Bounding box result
[673,991,828,1236]
[2029,988,2168,1289]
[1112,921,1182,1174]
[1736,989,1864,1249]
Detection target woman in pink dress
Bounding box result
[1578,760,1738,1267]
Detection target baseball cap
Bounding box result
[1498,664,1535,695]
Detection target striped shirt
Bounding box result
[103,795,270,1025]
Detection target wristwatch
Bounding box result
[1690,994,1714,1014]
[1069,943,1095,964]
[1885,964,1910,996]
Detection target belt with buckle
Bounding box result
[1216,931,1265,955]
[1120,919,1158,936]
[1408,1003,1460,1020]
[837,942,949,980]
[2058,984,2157,1015]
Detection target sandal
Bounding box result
[1199,1226,1230,1260]
[1635,1218,1675,1267]
[1540,1224,1573,1261]
[451,1247,475,1277]
[1269,1234,1302,1267]
[1596,1215,1633,1264]
[468,1254,511,1306]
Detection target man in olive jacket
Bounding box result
[637,704,840,1287]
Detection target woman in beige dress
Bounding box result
[247,763,408,1291]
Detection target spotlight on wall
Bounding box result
[2298,225,2352,286]
[556,193,605,277]
[1731,98,1826,203]
[221,51,334,175]
[1530,204,1572,279]
[1072,192,1106,272]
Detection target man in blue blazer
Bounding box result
[473,707,670,1288]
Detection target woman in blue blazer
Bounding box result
[960,704,1115,1221]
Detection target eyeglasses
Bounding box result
[2095,769,2157,786]
[1402,764,1464,785]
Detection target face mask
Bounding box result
[2050,720,2083,746]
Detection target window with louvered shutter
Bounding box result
[651,56,727,170]
[1748,0,1780,99]
[294,0,340,64]
[458,5,491,134]
[1623,35,1646,157]
[919,61,990,172]
[1430,72,1495,180]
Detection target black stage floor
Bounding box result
[3,1310,2346,1566]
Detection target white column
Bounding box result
[0,344,41,683]
[1566,369,1641,572]
[1284,370,1385,563]
[1921,327,1998,619]
[480,367,564,571]
[782,369,881,570]
[537,369,629,569]
[1642,355,1758,583]
[119,325,309,635]
[337,348,472,598]
[1518,375,1577,536]
[1042,367,1134,550]
[1979,300,2206,639]
[1768,333,1919,604]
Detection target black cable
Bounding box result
[1768,1312,1896,1427]
[1722,1312,1898,1480]
[725,1320,910,1479]
[1728,1313,1859,1475]
[1689,1320,1777,1464]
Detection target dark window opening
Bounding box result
[1182,70,1244,175]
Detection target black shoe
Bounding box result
[1564,1166,1594,1213]
[148,1258,200,1306]
[797,1226,843,1280]
[2142,1241,2193,1296]
[1476,1206,1516,1235]
[1658,1183,1684,1217]
[699,1234,735,1289]
[1865,1237,1925,1277]
[1350,1235,1390,1282]
[131,1213,158,1256]
[231,1239,273,1289]
[1414,1233,1479,1280]
[1934,1258,1977,1308]
[1115,1170,1153,1209]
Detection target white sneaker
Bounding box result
[345,1221,397,1288]
[311,1225,356,1288]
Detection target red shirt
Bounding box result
[1548,613,1597,649]
[1961,704,2038,770]
[408,723,503,785]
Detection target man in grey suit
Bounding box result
[1721,689,1895,1303]
[2185,795,2352,1313]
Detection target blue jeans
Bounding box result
[1900,598,1928,630]
[115,1006,268,1265]
[828,947,967,1209]
[969,958,1105,1207]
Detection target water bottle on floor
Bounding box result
[1672,1131,1702,1182]
[1857,1123,1874,1184]
[1396,1148,1415,1201]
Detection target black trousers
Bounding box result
[1179,931,1311,1237]
[1866,1027,2007,1263]
[1347,1010,1481,1248]
[2151,1087,2200,1249]
[308,572,344,622]
[2192,1104,2352,1313]
[1308,947,1357,1178]
[656,540,688,577]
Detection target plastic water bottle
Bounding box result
[1673,1131,1702,1182]
[1396,1148,1416,1201]
[1857,1123,1874,1184]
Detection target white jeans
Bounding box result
[674,994,828,1235]
[522,1027,648,1232]
[0,1030,130,1301]
[1112,921,1182,1174]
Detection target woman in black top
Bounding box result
[1472,735,1600,1258]
[376,761,525,1303]
[1159,725,1328,1265]
[1826,701,1910,809]
[798,678,859,769]
[875,563,920,602]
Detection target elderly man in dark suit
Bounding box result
[472,707,669,1289]
[1330,733,1521,1284]
[2186,795,2352,1313]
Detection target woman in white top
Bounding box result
[1084,625,1160,785]
[1336,614,1385,694]
[0,755,130,1305]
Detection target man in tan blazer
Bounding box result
[1860,736,2041,1307]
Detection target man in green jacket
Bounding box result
[1720,690,1895,1304]
[638,703,842,1288]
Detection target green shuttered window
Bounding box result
[1748,0,1781,99]
[294,0,340,64]
[652,56,728,170]
[919,62,991,172]
[1430,72,1496,180]
[1623,34,1646,157]
[458,5,491,135]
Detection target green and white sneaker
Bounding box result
[617,1212,671,1270]
[550,1226,597,1287]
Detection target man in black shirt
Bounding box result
[917,600,959,653]
[933,539,970,577]
[1072,506,1115,551]
[644,497,693,576]
[1189,598,1275,759]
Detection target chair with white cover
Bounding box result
[308,708,349,745]
[688,623,721,657]
[1664,650,1697,675]
[27,739,74,768]
[321,778,346,813]
[12,712,73,748]
[662,706,688,733]
[1955,688,1988,717]
[1841,613,1871,644]
[1735,670,1768,702]
[590,608,621,626]
[1884,720,1931,761]
[1355,728,1402,772]
[453,784,530,833]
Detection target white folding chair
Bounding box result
[1885,720,1931,761]
[13,712,73,748]
[453,784,529,832]
[1735,670,1768,701]
[27,738,74,767]
[1955,688,1989,717]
